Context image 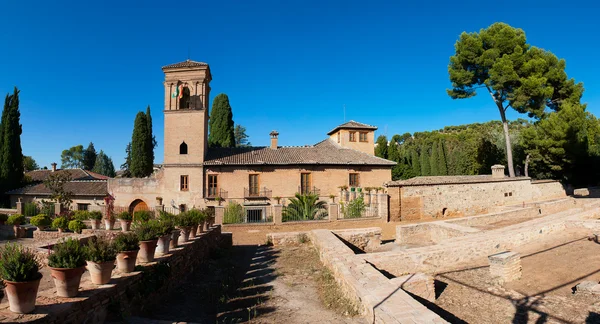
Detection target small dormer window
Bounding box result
[359,132,368,142]
[180,141,188,154]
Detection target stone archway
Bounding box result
[129,199,149,215]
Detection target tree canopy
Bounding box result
[23,156,38,172]
[448,22,583,177]
[234,124,251,147]
[374,135,388,159]
[208,93,235,148]
[61,145,84,169]
[92,150,116,177]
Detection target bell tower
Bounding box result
[162,60,212,165]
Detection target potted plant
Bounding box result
[338,185,348,191]
[350,187,356,192]
[30,214,51,231]
[103,194,115,230]
[156,196,163,205]
[88,211,102,230]
[156,216,174,255]
[174,212,195,245]
[357,187,362,193]
[274,196,282,204]
[133,210,152,223]
[0,244,43,313]
[132,220,160,263]
[47,238,87,297]
[51,216,69,233]
[84,237,116,285]
[329,194,336,203]
[68,220,86,234]
[215,196,223,206]
[160,211,180,249]
[0,213,8,225]
[72,210,89,221]
[7,214,26,237]
[114,233,139,273]
[117,211,132,232]
[187,209,205,237]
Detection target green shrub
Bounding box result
[114,233,139,252]
[158,218,175,236]
[72,210,90,221]
[175,211,196,227]
[0,213,8,222]
[133,210,152,223]
[187,209,207,225]
[118,211,132,221]
[132,219,161,241]
[223,201,244,224]
[88,211,103,220]
[23,202,38,216]
[48,238,86,269]
[30,214,51,228]
[7,214,26,225]
[342,196,366,219]
[85,237,117,262]
[0,244,41,282]
[158,211,176,221]
[68,220,86,234]
[52,216,69,230]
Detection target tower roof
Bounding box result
[162,59,209,70]
[327,120,377,135]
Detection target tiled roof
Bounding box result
[162,60,208,69]
[26,169,109,182]
[327,120,378,135]
[385,175,531,187]
[7,181,108,196]
[204,139,395,166]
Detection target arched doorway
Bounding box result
[129,199,149,215]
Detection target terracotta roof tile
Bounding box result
[162,60,208,69]
[204,139,395,166]
[25,169,108,182]
[385,175,531,187]
[327,120,378,135]
[7,181,108,196]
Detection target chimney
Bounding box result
[51,163,57,172]
[491,164,505,179]
[270,130,279,149]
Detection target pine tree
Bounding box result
[438,139,448,175]
[420,146,431,176]
[130,112,153,177]
[92,150,116,177]
[0,87,24,194]
[430,141,439,175]
[208,94,235,148]
[145,106,156,166]
[375,135,388,159]
[82,142,97,170]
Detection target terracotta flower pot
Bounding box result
[13,225,24,238]
[86,260,115,285]
[137,239,158,263]
[116,250,139,273]
[4,275,42,314]
[156,234,171,255]
[177,226,191,245]
[49,266,86,297]
[170,229,180,249]
[90,219,101,230]
[189,225,198,238]
[119,220,131,232]
[104,219,115,230]
[197,221,205,234]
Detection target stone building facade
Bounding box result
[108,60,395,215]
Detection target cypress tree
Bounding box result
[438,139,448,175]
[375,135,388,159]
[130,112,152,177]
[388,135,401,162]
[145,106,155,166]
[0,87,24,193]
[208,94,235,148]
[420,146,431,176]
[410,148,421,177]
[92,150,116,177]
[430,141,439,175]
[83,142,97,170]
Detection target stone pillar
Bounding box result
[350,191,356,201]
[491,164,506,179]
[377,193,388,221]
[54,203,61,216]
[155,204,164,218]
[489,251,521,283]
[273,205,282,224]
[214,206,224,225]
[328,203,339,221]
[16,198,23,215]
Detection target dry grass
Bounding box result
[315,266,360,317]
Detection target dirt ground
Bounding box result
[434,228,600,323]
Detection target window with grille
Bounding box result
[359,132,368,142]
[180,175,189,191]
[301,173,311,194]
[208,174,218,197]
[349,132,356,142]
[349,173,360,187]
[249,174,259,196]
[77,203,89,211]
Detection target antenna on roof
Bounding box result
[343,104,346,122]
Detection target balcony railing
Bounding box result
[206,188,228,199]
[244,187,272,199]
[298,186,321,196]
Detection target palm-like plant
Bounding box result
[283,193,328,221]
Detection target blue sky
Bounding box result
[1,0,598,169]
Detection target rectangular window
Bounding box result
[349,173,360,187]
[301,173,311,194]
[359,132,368,142]
[208,174,218,197]
[337,132,340,143]
[349,131,356,142]
[249,174,259,196]
[180,175,189,191]
[77,203,89,211]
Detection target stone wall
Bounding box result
[0,226,231,324]
[396,222,480,245]
[333,227,381,252]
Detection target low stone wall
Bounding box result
[333,227,381,252]
[530,180,567,198]
[267,231,309,246]
[447,207,537,228]
[33,230,82,241]
[396,222,480,245]
[0,208,18,215]
[0,225,231,324]
[390,273,435,302]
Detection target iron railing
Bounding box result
[244,187,272,199]
[297,186,321,196]
[340,197,379,219]
[223,205,272,224]
[282,203,328,222]
[207,188,228,199]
